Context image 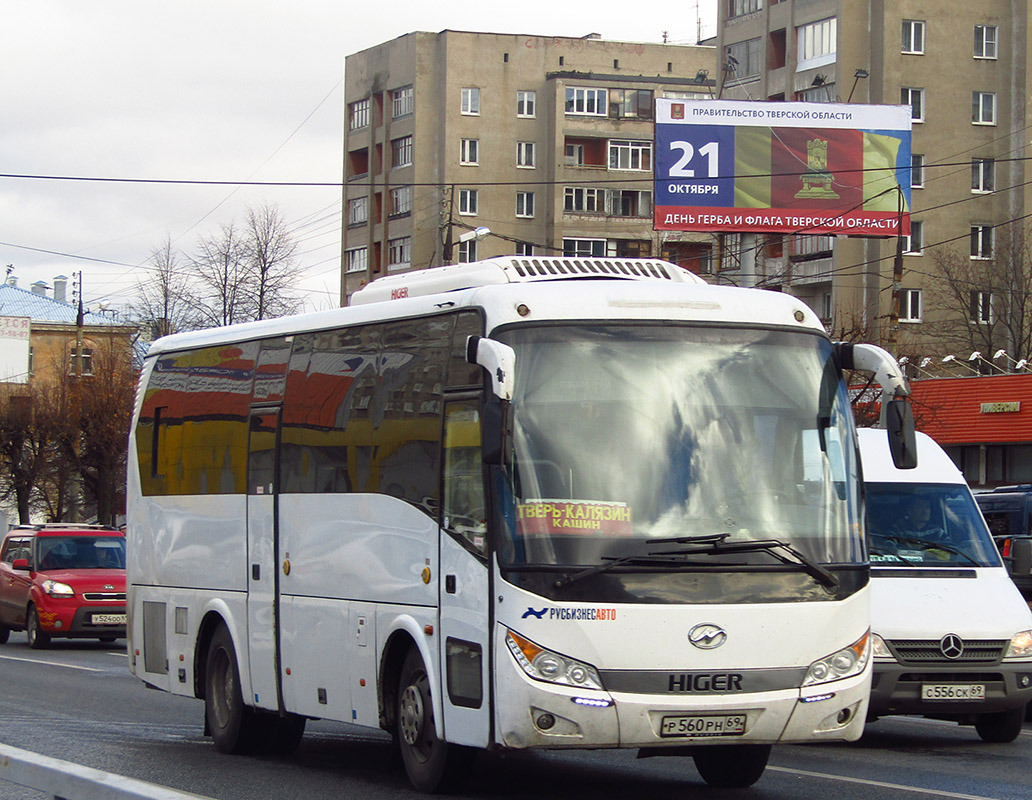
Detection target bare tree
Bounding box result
[191,222,251,328]
[927,225,1032,370]
[131,234,197,339]
[0,381,65,523]
[242,203,303,321]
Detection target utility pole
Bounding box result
[442,185,455,264]
[886,190,905,357]
[69,271,85,522]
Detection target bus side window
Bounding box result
[443,400,487,554]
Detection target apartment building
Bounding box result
[717,1,1032,367]
[341,30,716,303]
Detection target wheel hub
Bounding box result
[399,684,425,746]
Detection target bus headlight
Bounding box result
[803,631,870,687]
[1004,630,1032,659]
[506,630,603,690]
[42,580,75,598]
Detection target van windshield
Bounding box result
[867,483,1001,567]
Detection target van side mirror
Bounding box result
[1011,538,1032,577]
[884,398,917,469]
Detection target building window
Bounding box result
[726,38,761,79]
[970,291,993,324]
[565,143,585,166]
[392,136,413,168]
[608,140,652,171]
[347,196,368,226]
[903,220,923,254]
[349,98,370,130]
[516,141,536,168]
[901,87,924,122]
[460,138,479,166]
[392,86,413,119]
[975,25,998,59]
[458,239,477,263]
[797,18,837,69]
[388,236,411,271]
[972,91,996,125]
[517,90,536,118]
[796,84,835,103]
[564,186,603,212]
[911,154,925,188]
[971,224,994,259]
[901,20,925,54]
[516,191,535,218]
[608,190,652,217]
[565,87,607,115]
[345,246,368,273]
[563,238,606,258]
[608,89,653,120]
[391,186,412,216]
[972,158,995,193]
[728,0,762,19]
[68,347,94,376]
[461,87,481,115]
[515,241,534,256]
[459,189,478,216]
[899,289,922,322]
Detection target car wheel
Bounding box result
[27,606,51,650]
[204,625,258,754]
[974,705,1025,743]
[0,623,10,645]
[396,646,472,792]
[693,744,772,787]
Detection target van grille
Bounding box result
[887,638,1007,664]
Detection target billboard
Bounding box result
[654,99,912,237]
[0,316,31,384]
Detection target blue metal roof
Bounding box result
[0,283,132,327]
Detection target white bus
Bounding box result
[126,257,913,791]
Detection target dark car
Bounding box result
[975,486,1032,600]
[0,524,127,649]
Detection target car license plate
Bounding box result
[660,714,747,738]
[921,683,985,701]
[91,613,126,626]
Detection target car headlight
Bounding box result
[803,631,870,686]
[1004,629,1032,659]
[505,629,603,690]
[870,632,894,660]
[41,580,74,598]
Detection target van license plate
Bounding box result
[921,684,985,700]
[91,614,126,626]
[660,714,746,737]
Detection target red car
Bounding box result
[0,525,127,649]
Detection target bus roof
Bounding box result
[144,258,825,358]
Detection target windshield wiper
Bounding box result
[879,535,981,567]
[869,546,921,566]
[552,553,697,590]
[648,535,840,589]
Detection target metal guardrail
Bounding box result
[0,743,216,800]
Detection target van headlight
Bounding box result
[803,631,870,686]
[505,629,603,690]
[1005,630,1032,659]
[870,632,894,660]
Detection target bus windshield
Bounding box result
[494,324,862,581]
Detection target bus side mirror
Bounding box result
[466,336,515,401]
[885,398,917,469]
[1011,538,1032,577]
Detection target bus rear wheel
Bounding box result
[692,744,771,788]
[396,647,471,792]
[205,625,258,754]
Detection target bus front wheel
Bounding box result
[396,647,471,792]
[692,744,771,788]
[205,625,257,754]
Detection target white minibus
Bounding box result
[127,257,912,790]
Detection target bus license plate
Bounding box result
[91,614,126,626]
[660,714,747,738]
[921,683,985,701]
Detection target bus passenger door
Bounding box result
[438,399,492,747]
[246,406,283,713]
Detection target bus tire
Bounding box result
[974,706,1024,743]
[27,605,51,650]
[692,744,771,787]
[205,625,258,754]
[397,647,472,792]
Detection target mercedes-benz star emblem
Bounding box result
[940,633,964,659]
[688,623,727,649]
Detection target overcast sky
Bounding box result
[0,1,716,316]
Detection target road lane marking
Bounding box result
[768,765,1005,799]
[0,654,104,673]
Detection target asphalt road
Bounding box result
[1,635,1029,800]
